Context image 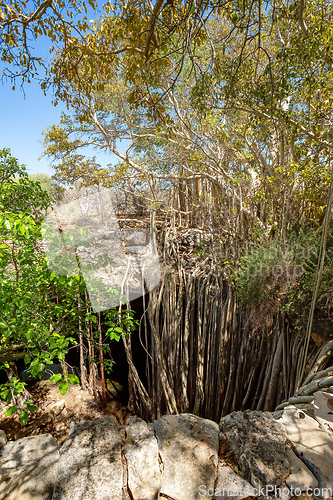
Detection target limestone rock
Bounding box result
[126,245,147,255]
[312,391,333,435]
[0,431,6,448]
[285,448,318,492]
[124,230,147,246]
[213,464,257,499]
[280,405,333,496]
[123,417,160,500]
[1,405,331,500]
[220,410,290,495]
[0,433,59,500]
[52,417,123,500]
[154,413,219,500]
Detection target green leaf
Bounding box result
[49,373,62,383]
[68,374,80,385]
[25,404,38,412]
[6,405,17,416]
[59,380,68,395]
[19,410,29,425]
[24,354,31,364]
[25,331,33,341]
[230,13,238,25]
[4,389,12,404]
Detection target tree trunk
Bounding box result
[97,311,106,407]
[78,294,88,390]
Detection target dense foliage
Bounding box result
[39,0,333,234]
[0,149,137,421]
[236,229,333,327]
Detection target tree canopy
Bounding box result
[40,0,333,237]
[0,0,97,86]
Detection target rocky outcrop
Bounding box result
[280,405,333,497]
[1,391,333,500]
[0,433,59,500]
[214,465,256,500]
[123,419,160,500]
[52,418,123,500]
[219,411,290,493]
[154,414,219,500]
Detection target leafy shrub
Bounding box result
[236,229,333,330]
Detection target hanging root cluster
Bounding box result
[122,280,302,419]
[119,223,333,422]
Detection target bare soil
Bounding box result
[0,380,136,445]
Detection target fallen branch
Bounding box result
[287,439,326,490]
[303,340,333,386]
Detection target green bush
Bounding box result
[235,229,333,329]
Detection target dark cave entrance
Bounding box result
[64,292,151,408]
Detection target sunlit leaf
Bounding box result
[59,380,68,395]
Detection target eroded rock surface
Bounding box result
[1,399,333,500]
[312,391,333,435]
[52,417,123,500]
[214,463,257,500]
[123,416,160,500]
[155,413,219,500]
[0,433,59,500]
[280,405,333,496]
[285,448,318,492]
[220,410,290,493]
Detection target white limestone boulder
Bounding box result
[213,464,257,500]
[0,433,59,500]
[123,417,161,500]
[52,417,123,500]
[154,413,219,500]
[280,405,333,498]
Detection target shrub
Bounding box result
[235,228,333,330]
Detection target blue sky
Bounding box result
[0,79,115,177]
[0,80,67,176]
[0,1,114,178]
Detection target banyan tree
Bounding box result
[40,0,333,421]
